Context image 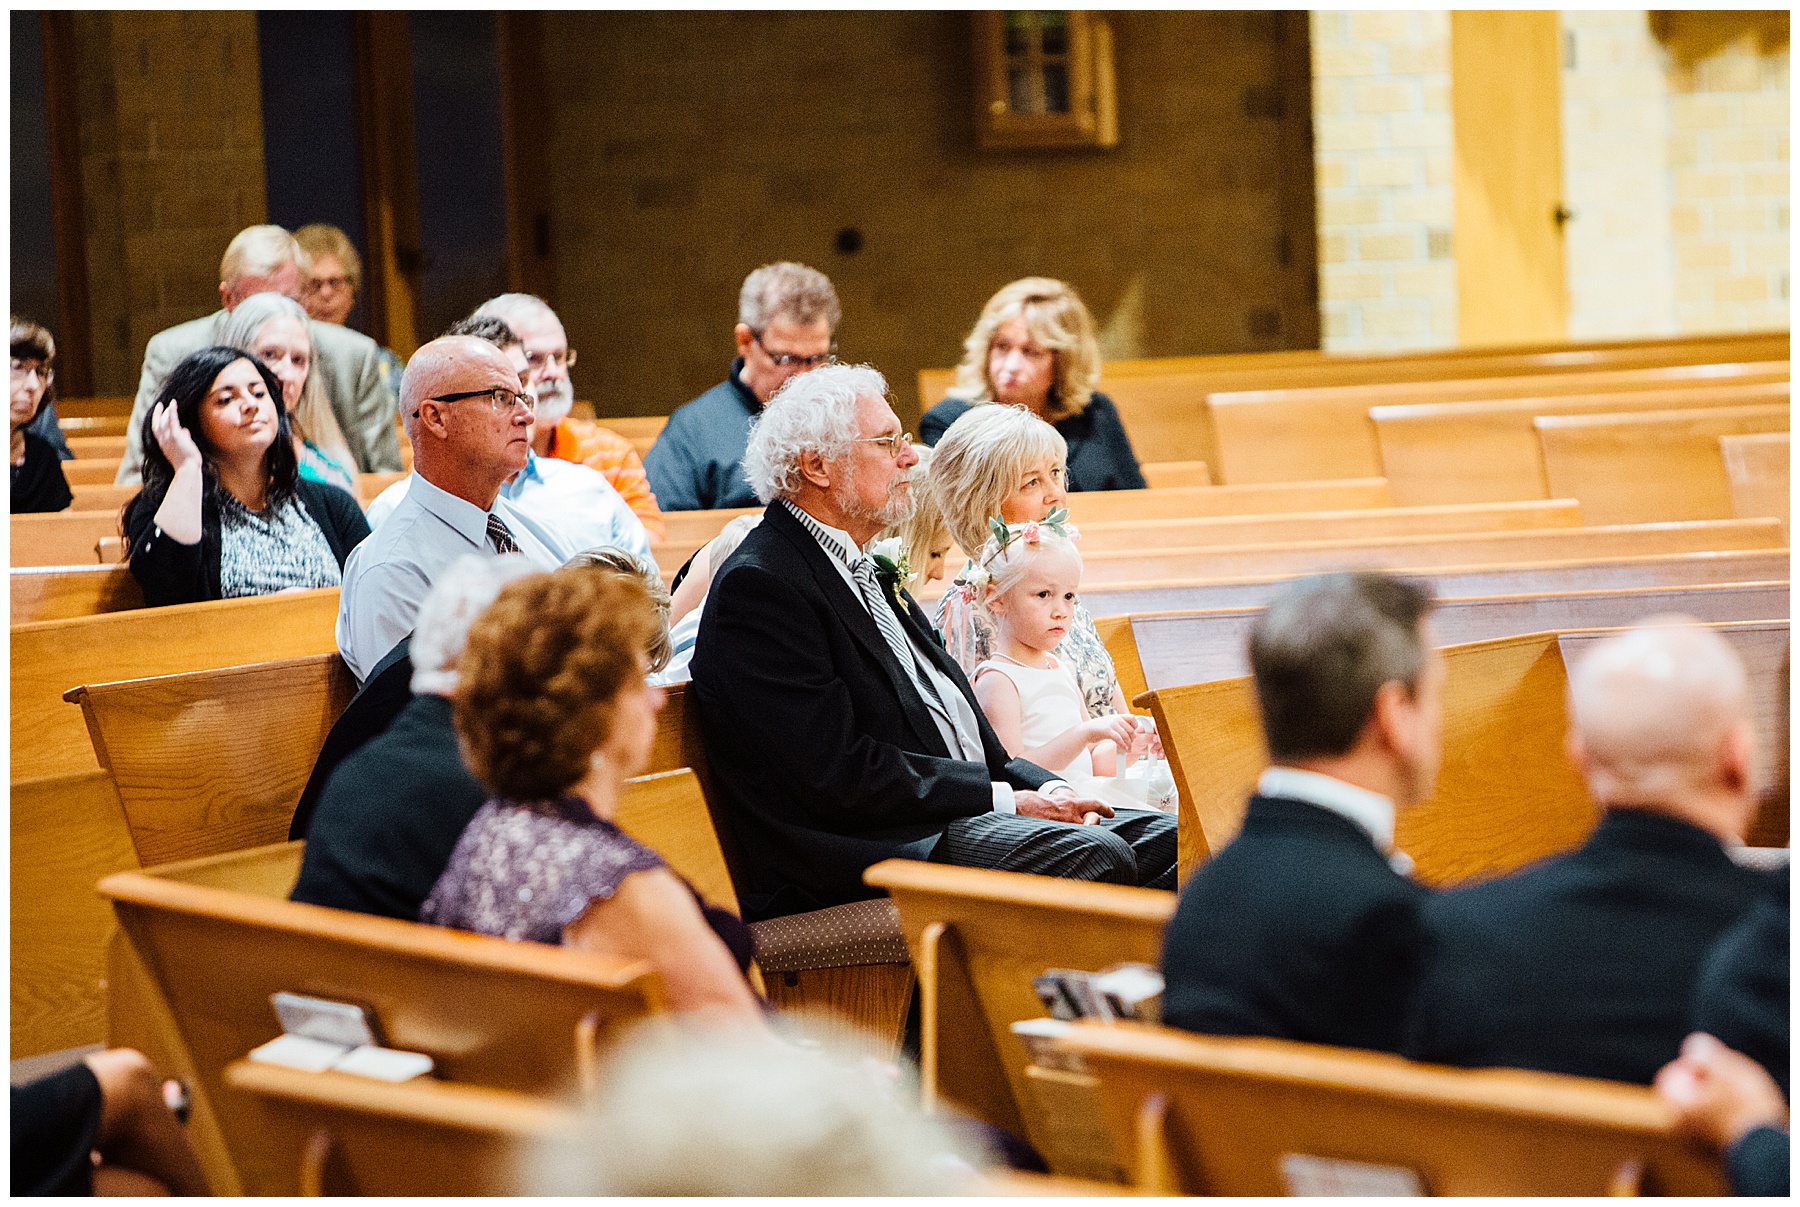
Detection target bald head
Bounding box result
[400,336,532,508]
[400,336,519,430]
[1567,617,1755,835]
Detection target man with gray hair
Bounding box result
[645,261,842,511]
[690,363,1175,923]
[293,554,537,920]
[1162,571,1441,1053]
[117,224,401,483]
[1406,617,1772,1084]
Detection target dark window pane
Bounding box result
[1003,14,1027,56]
[1042,63,1070,113]
[1040,11,1068,55]
[1008,66,1033,115]
[11,12,59,333]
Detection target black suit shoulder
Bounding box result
[1162,795,1426,1052]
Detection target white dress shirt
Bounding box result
[1257,766,1415,876]
[337,473,567,682]
[779,499,1070,813]
[366,451,652,564]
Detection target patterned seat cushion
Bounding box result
[747,896,909,973]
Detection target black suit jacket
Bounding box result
[1692,864,1788,1097]
[290,639,415,840]
[689,499,1056,921]
[288,693,488,921]
[1160,794,1429,1053]
[1405,808,1769,1084]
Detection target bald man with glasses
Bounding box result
[645,261,842,511]
[336,336,579,682]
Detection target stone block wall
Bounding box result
[1309,10,1457,351]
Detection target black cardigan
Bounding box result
[123,477,370,607]
[919,392,1147,493]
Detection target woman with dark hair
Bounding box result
[10,316,73,513]
[124,345,370,607]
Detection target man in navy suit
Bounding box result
[1161,571,1442,1052]
[689,363,1175,922]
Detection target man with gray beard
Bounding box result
[689,363,1176,922]
[470,293,666,539]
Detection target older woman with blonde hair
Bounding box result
[931,403,1131,722]
[920,277,1144,492]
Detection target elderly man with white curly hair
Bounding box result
[689,363,1176,923]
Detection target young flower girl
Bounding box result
[968,512,1150,777]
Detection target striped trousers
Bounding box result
[931,808,1178,890]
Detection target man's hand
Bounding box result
[1015,789,1114,825]
[1655,1032,1789,1152]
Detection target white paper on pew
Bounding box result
[249,1034,347,1072]
[248,1034,435,1082]
[1280,1153,1425,1196]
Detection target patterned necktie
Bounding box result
[486,513,520,555]
[851,556,948,715]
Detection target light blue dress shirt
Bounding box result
[336,472,569,682]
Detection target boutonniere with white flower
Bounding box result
[867,537,912,604]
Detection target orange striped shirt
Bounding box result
[545,418,667,541]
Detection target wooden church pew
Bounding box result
[864,859,1173,1184]
[1076,548,1793,617]
[1140,620,1789,881]
[1138,461,1213,490]
[1062,1023,1725,1195]
[1116,579,1789,691]
[56,394,137,418]
[1073,499,1582,555]
[11,509,121,566]
[66,653,358,867]
[1068,478,1392,522]
[1205,360,1788,485]
[68,481,138,512]
[11,563,144,623]
[66,433,128,459]
[1372,379,1790,506]
[62,458,125,485]
[1536,402,1790,525]
[1071,518,1786,589]
[1722,431,1790,538]
[99,842,663,1194]
[59,414,131,438]
[12,587,341,780]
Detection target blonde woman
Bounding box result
[930,404,1127,721]
[218,292,360,496]
[920,278,1143,492]
[868,445,953,595]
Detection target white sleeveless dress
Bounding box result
[973,652,1092,776]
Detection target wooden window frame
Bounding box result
[974,11,1118,150]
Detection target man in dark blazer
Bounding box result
[291,553,535,919]
[1161,572,1442,1053]
[689,363,1176,923]
[1406,620,1771,1085]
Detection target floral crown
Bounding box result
[955,507,1080,597]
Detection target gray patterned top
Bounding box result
[218,491,342,598]
[934,575,1120,719]
[420,798,664,944]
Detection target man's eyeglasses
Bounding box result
[854,431,914,459]
[523,347,576,373]
[752,331,835,370]
[413,387,536,418]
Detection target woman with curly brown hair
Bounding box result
[420,567,765,1027]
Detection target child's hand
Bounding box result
[1082,714,1140,752]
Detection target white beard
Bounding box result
[534,375,576,427]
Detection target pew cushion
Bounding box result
[747,898,909,973]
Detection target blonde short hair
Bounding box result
[873,445,950,594]
[952,277,1100,421]
[294,223,362,293]
[219,225,308,290]
[930,403,1067,555]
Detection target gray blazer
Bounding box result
[116,310,402,483]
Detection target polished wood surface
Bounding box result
[613,768,741,918]
[12,586,341,780]
[1072,478,1392,522]
[11,770,138,1057]
[11,509,121,567]
[62,458,124,485]
[1536,402,1790,525]
[1721,431,1790,538]
[100,844,662,1192]
[1373,380,1789,506]
[68,653,358,866]
[1138,460,1214,490]
[1063,1022,1725,1195]
[1074,499,1582,555]
[1092,613,1145,716]
[356,469,408,506]
[66,433,127,459]
[865,859,1173,1182]
[67,481,137,512]
[11,563,144,623]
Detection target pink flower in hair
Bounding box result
[1064,522,1080,542]
[1021,521,1042,544]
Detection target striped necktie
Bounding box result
[851,556,948,715]
[486,513,520,555]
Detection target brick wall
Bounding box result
[1310,10,1457,351]
[538,11,1320,421]
[71,11,268,394]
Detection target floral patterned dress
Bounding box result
[934,563,1120,719]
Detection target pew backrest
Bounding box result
[1138,461,1213,490]
[1062,1022,1725,1195]
[12,509,121,567]
[1535,402,1790,525]
[12,587,342,780]
[100,844,662,1192]
[1066,478,1392,524]
[863,858,1173,1183]
[63,458,124,485]
[67,653,358,866]
[11,563,144,623]
[614,768,741,917]
[1372,379,1791,506]
[1721,431,1789,537]
[1073,499,1582,555]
